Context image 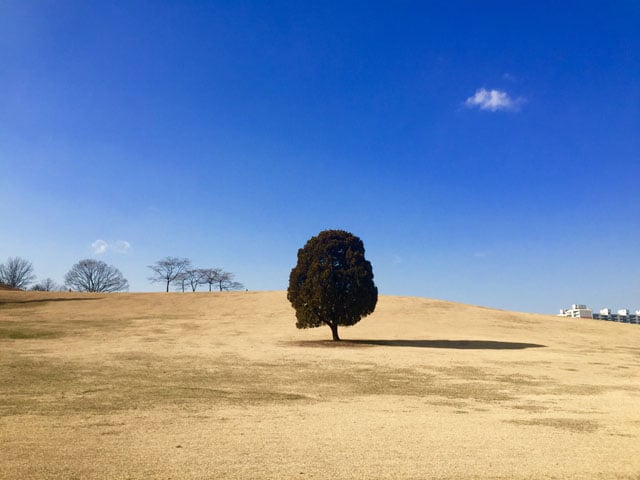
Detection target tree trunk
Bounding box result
[329,323,340,341]
[166,280,170,293]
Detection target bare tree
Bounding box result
[173,271,187,292]
[0,257,36,289]
[227,281,245,291]
[148,257,191,292]
[214,270,244,292]
[199,268,224,292]
[183,269,203,292]
[31,278,59,291]
[64,259,129,293]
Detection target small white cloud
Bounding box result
[465,88,522,112]
[113,240,131,254]
[391,255,403,265]
[91,239,109,254]
[91,239,131,254]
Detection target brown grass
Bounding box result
[1,290,640,479]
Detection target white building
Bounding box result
[559,304,640,324]
[558,304,593,319]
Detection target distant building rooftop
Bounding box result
[558,304,640,324]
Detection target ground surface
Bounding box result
[1,290,639,479]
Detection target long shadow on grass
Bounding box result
[344,339,546,349]
[289,339,546,349]
[0,297,102,306]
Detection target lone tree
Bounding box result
[148,257,191,292]
[0,257,36,289]
[64,259,129,292]
[287,230,377,341]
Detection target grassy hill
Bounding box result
[1,290,639,479]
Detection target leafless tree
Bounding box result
[148,257,191,292]
[215,270,235,291]
[183,269,203,292]
[199,268,224,292]
[173,272,187,292]
[196,268,244,292]
[64,259,129,293]
[227,281,245,291]
[31,278,59,291]
[212,269,244,292]
[0,257,36,289]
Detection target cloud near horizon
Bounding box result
[465,88,522,112]
[91,239,131,255]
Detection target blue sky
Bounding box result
[1,1,638,313]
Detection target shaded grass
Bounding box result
[0,352,515,416]
[289,339,546,349]
[0,319,126,339]
[0,297,102,307]
[5,350,632,418]
[0,354,314,416]
[344,339,546,350]
[0,327,63,339]
[506,417,600,433]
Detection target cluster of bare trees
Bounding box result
[0,256,127,293]
[1,256,244,294]
[31,278,60,292]
[148,257,244,292]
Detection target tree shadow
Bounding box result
[343,339,546,350]
[0,297,102,306]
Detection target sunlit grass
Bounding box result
[1,290,640,479]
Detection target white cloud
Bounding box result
[465,88,522,112]
[91,239,109,254]
[113,240,131,254]
[91,239,131,255]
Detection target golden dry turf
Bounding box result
[1,290,639,479]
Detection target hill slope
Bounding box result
[1,291,639,479]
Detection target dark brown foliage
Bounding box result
[288,230,377,341]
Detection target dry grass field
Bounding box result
[1,290,639,479]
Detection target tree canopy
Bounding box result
[0,257,36,290]
[64,259,129,293]
[287,230,377,341]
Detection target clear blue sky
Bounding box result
[1,1,638,313]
